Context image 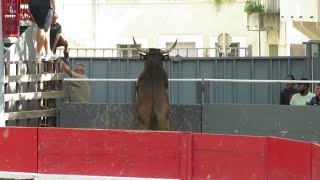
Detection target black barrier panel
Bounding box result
[6,119,40,127]
[58,103,201,132]
[202,104,320,142]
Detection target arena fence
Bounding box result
[0,127,320,180]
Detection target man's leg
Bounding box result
[44,28,51,55]
[63,38,68,53]
[36,27,45,55]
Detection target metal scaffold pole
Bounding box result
[0,2,5,126]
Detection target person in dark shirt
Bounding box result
[50,13,69,58]
[280,74,298,105]
[307,83,320,105]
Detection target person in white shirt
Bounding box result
[290,78,315,105]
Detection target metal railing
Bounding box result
[260,0,280,12]
[57,47,250,58]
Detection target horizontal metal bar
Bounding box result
[64,78,320,84]
[204,79,320,84]
[64,78,203,82]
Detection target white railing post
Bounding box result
[0,2,5,127]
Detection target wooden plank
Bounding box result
[5,109,56,120]
[0,127,38,172]
[268,137,312,180]
[4,73,63,83]
[180,133,192,180]
[312,143,320,180]
[4,60,49,64]
[4,91,64,102]
[192,134,268,180]
[38,129,181,178]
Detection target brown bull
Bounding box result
[133,37,177,131]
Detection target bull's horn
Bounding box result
[161,39,178,55]
[133,37,147,55]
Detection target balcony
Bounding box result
[246,0,280,31]
[260,0,280,12]
[280,0,320,39]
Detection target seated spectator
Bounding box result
[280,74,298,105]
[307,83,320,105]
[290,78,315,105]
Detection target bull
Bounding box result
[133,37,177,131]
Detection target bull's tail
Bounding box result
[150,111,157,130]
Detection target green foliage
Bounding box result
[213,0,236,12]
[244,0,266,14]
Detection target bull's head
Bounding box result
[132,37,178,62]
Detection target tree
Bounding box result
[213,0,236,12]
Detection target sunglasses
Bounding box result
[75,63,86,71]
[76,63,85,67]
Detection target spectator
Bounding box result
[307,83,320,105]
[290,78,315,105]
[29,0,58,61]
[59,59,91,102]
[280,74,298,105]
[50,13,69,57]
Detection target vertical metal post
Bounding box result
[0,2,5,126]
[258,29,261,57]
[63,80,69,102]
[203,80,210,104]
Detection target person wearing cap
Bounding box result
[59,59,91,102]
[306,83,320,105]
[290,78,315,105]
[280,74,298,105]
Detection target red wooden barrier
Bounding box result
[268,137,312,180]
[0,127,37,172]
[37,128,181,178]
[1,127,320,179]
[312,144,320,179]
[192,134,268,180]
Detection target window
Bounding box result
[116,44,140,57]
[290,44,306,56]
[166,42,196,57]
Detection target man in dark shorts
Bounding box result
[50,13,69,58]
[29,0,58,61]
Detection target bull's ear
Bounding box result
[162,54,170,61]
[139,53,146,60]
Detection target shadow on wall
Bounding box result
[6,23,37,62]
[5,23,37,112]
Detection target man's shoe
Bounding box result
[45,53,59,61]
[35,53,45,61]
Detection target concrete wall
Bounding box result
[58,103,202,132]
[57,103,320,142]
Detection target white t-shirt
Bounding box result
[290,92,315,105]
